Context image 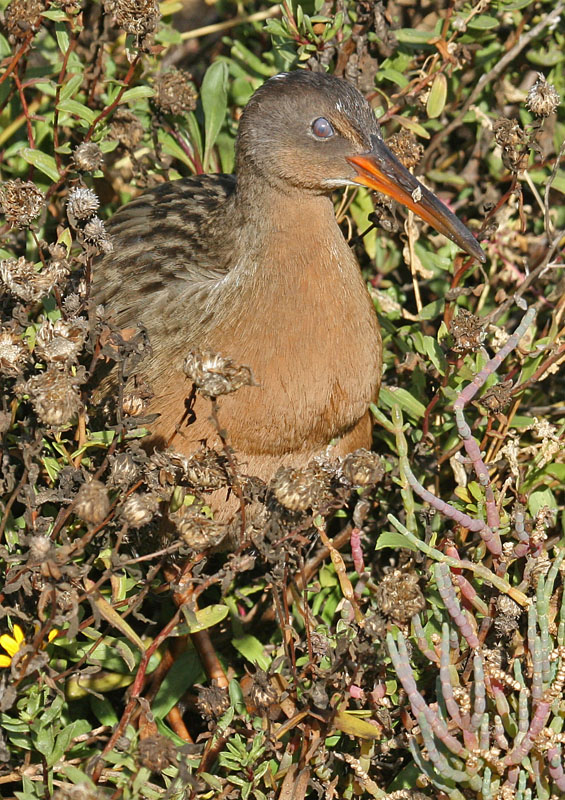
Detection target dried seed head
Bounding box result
[183,350,254,397]
[67,186,99,222]
[0,410,12,434]
[46,250,71,291]
[72,142,104,172]
[74,480,110,525]
[3,0,45,40]
[34,318,87,365]
[271,464,330,512]
[0,326,28,376]
[479,379,514,414]
[121,492,158,527]
[341,448,384,487]
[27,535,54,562]
[22,367,83,427]
[0,179,45,227]
[137,734,177,772]
[106,0,160,36]
[494,594,522,638]
[526,74,560,117]
[52,784,100,800]
[185,448,230,490]
[62,293,82,316]
[109,109,144,149]
[169,504,227,551]
[82,217,113,253]
[108,450,142,488]
[148,449,191,486]
[1,256,64,303]
[386,130,424,170]
[154,69,198,115]
[493,117,529,173]
[196,684,230,721]
[450,308,487,354]
[122,391,150,417]
[247,669,278,713]
[375,569,425,623]
[310,631,330,657]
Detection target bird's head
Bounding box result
[236,70,486,263]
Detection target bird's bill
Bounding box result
[347,136,486,263]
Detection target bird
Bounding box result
[93,70,485,515]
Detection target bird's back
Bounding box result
[93,174,237,343]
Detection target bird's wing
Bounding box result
[92,174,236,333]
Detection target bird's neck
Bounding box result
[228,177,352,290]
[204,172,380,392]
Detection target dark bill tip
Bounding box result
[347,136,487,264]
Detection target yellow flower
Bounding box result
[0,624,25,667]
[0,625,58,668]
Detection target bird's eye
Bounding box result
[311,117,334,139]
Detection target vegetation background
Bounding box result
[0,0,564,798]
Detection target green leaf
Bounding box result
[90,696,119,727]
[232,635,271,670]
[467,15,500,30]
[158,129,195,171]
[51,720,90,765]
[34,725,55,757]
[55,22,69,54]
[350,186,377,259]
[160,0,183,14]
[20,147,59,182]
[57,98,97,124]
[41,8,68,20]
[38,694,64,728]
[502,0,534,8]
[201,61,228,172]
[375,531,418,552]
[59,73,84,104]
[60,766,97,786]
[152,649,205,719]
[417,299,445,320]
[391,115,430,139]
[526,46,563,67]
[377,67,409,88]
[528,488,557,519]
[394,28,436,44]
[426,73,447,119]
[120,85,154,104]
[378,386,426,420]
[182,603,229,633]
[422,335,447,375]
[42,456,62,481]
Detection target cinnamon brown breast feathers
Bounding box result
[93,70,485,491]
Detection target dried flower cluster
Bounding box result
[67,186,112,254]
[0,255,69,303]
[526,73,560,117]
[20,366,85,428]
[450,308,487,354]
[0,179,44,227]
[72,142,104,172]
[493,117,530,173]
[105,0,160,37]
[154,69,198,116]
[386,130,424,170]
[109,108,145,149]
[0,325,29,376]
[3,0,45,40]
[183,350,254,397]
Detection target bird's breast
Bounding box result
[194,240,382,455]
